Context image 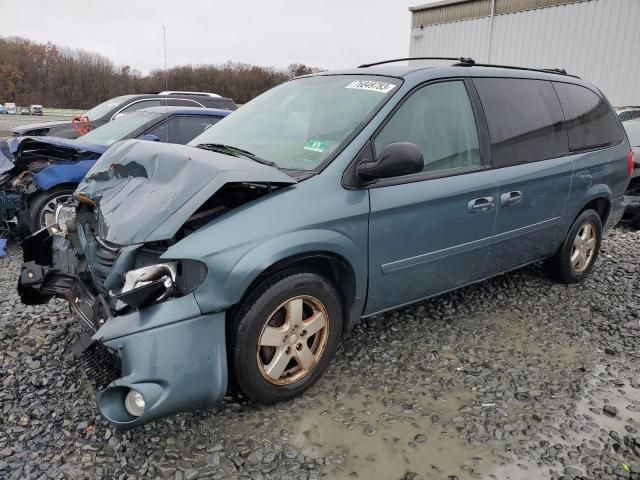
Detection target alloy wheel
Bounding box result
[570,222,597,272]
[39,194,72,228]
[256,295,329,385]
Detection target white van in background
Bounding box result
[30,104,44,116]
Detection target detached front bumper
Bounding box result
[95,297,228,428]
[17,230,229,428]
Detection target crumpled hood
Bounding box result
[0,136,107,175]
[77,139,296,245]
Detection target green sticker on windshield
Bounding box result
[304,139,327,153]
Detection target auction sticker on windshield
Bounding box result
[304,139,327,153]
[346,80,396,94]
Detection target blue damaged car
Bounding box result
[0,106,230,233]
[17,59,633,428]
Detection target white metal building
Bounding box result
[408,0,640,106]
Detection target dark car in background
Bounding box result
[11,91,237,139]
[623,118,640,223]
[0,106,230,233]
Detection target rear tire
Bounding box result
[230,271,343,404]
[544,209,602,284]
[28,187,75,232]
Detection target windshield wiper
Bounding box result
[196,143,278,168]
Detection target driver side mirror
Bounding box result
[356,142,424,182]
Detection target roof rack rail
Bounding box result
[358,57,475,68]
[157,91,222,98]
[358,57,579,78]
[453,61,580,78]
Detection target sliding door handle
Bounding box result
[468,196,495,214]
[500,191,523,207]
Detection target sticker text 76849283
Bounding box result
[345,80,396,94]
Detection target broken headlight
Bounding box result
[111,262,178,309]
[110,260,207,309]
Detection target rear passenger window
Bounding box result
[146,116,222,144]
[166,99,203,108]
[118,99,162,115]
[171,116,222,144]
[474,78,567,167]
[554,82,623,151]
[374,81,481,175]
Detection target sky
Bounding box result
[1,0,438,73]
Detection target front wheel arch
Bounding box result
[229,270,344,403]
[229,252,359,335]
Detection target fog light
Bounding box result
[124,389,145,417]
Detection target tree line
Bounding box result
[0,36,317,108]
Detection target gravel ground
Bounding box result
[1,225,639,480]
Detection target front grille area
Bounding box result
[77,341,122,391]
[92,237,121,292]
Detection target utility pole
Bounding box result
[163,25,168,90]
[487,0,496,63]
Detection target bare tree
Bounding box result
[0,36,318,108]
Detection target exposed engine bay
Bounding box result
[18,140,296,327]
[20,179,287,328]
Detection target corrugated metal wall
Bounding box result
[411,0,588,27]
[412,0,491,27]
[409,0,640,105]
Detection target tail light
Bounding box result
[629,150,636,177]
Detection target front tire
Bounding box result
[28,188,75,231]
[545,209,602,284]
[230,271,343,403]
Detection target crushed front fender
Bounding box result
[18,227,229,428]
[92,296,228,428]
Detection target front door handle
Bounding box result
[467,196,495,214]
[500,191,523,207]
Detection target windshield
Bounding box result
[81,111,161,146]
[623,120,640,147]
[188,75,401,171]
[84,95,137,121]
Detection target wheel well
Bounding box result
[27,183,78,202]
[579,197,610,225]
[233,252,357,333]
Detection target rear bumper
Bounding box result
[606,195,627,230]
[17,230,229,429]
[624,172,640,219]
[624,195,640,218]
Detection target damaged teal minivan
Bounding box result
[18,59,633,428]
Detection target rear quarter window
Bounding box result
[202,98,237,110]
[553,82,623,151]
[473,78,567,167]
